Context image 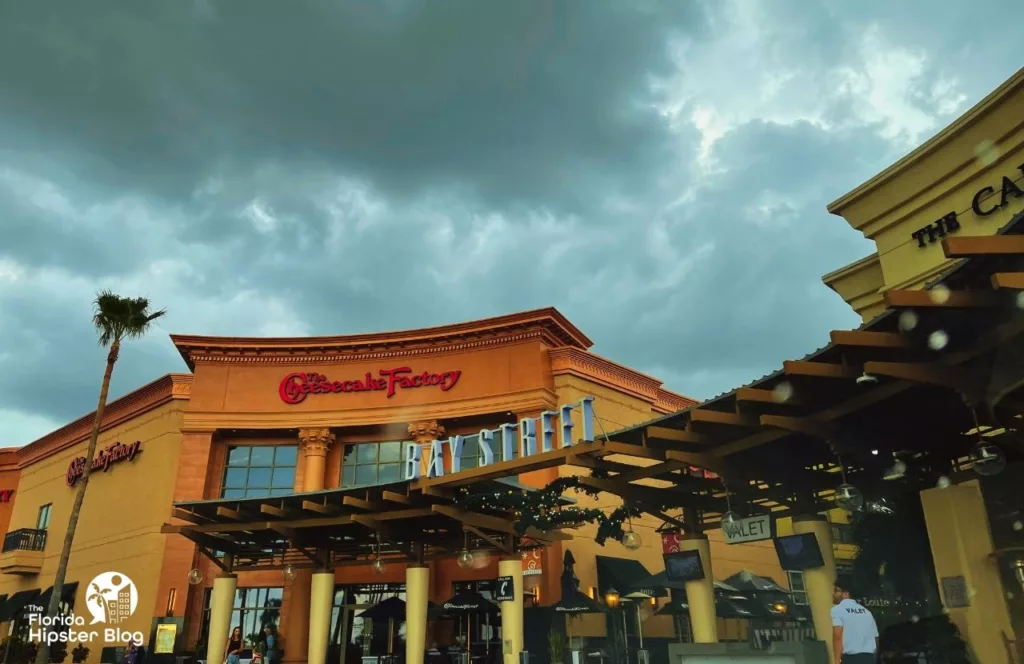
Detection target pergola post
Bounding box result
[679,533,718,643]
[406,564,431,664]
[792,515,836,661]
[205,556,237,664]
[308,566,335,664]
[498,555,525,664]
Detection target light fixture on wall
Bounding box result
[165,588,177,617]
[604,587,620,609]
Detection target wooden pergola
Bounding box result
[164,215,1024,562]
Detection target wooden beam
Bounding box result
[690,409,759,428]
[343,496,382,511]
[884,288,999,309]
[862,361,965,392]
[646,426,712,444]
[829,330,911,349]
[783,361,859,379]
[991,273,1024,290]
[735,388,804,407]
[216,506,244,520]
[300,501,338,515]
[430,505,571,542]
[267,523,296,539]
[663,450,729,474]
[613,460,691,484]
[260,504,292,519]
[177,527,240,553]
[593,441,666,461]
[381,490,413,506]
[759,414,836,440]
[943,235,1024,257]
[465,525,513,554]
[172,508,213,523]
[567,454,638,474]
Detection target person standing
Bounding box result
[831,583,879,664]
[262,625,281,664]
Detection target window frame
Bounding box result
[786,571,808,605]
[221,445,298,499]
[37,503,52,530]
[341,442,408,488]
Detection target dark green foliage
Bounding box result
[454,471,640,545]
[70,645,89,664]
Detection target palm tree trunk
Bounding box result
[36,341,120,664]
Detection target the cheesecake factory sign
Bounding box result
[279,367,462,404]
[66,441,143,487]
[911,164,1023,248]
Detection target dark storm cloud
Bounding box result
[1,0,1021,446]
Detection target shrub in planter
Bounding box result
[70,644,90,664]
[48,641,69,663]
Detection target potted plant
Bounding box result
[70,645,90,664]
[547,629,565,664]
[47,642,68,663]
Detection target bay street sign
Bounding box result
[722,514,773,544]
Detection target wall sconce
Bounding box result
[165,588,177,617]
[587,587,597,600]
[604,587,620,609]
[770,601,788,614]
[648,596,657,608]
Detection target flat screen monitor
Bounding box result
[774,533,825,571]
[663,550,705,583]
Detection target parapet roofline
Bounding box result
[827,65,1024,216]
[170,306,594,370]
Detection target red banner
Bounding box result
[661,531,682,554]
[521,549,543,576]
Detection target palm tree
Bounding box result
[87,583,112,623]
[36,292,165,664]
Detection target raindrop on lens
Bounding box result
[971,441,1006,476]
[974,139,1000,166]
[283,564,297,581]
[1017,292,1024,310]
[892,460,907,476]
[898,310,918,332]
[187,569,203,585]
[936,476,951,489]
[457,549,474,569]
[834,483,864,512]
[928,330,948,350]
[772,382,794,403]
[1013,520,1023,532]
[621,530,643,551]
[911,615,920,624]
[929,285,951,305]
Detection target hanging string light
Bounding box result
[457,531,474,568]
[833,452,864,512]
[968,407,1006,477]
[720,478,741,529]
[372,533,386,575]
[282,564,297,581]
[621,516,642,550]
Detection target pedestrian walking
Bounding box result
[831,582,878,664]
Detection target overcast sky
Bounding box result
[0,0,1020,447]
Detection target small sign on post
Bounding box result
[496,575,514,602]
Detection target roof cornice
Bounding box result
[15,373,192,468]
[171,307,593,369]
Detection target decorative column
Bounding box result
[408,420,446,476]
[792,515,837,662]
[299,428,336,492]
[498,556,524,664]
[205,572,238,664]
[679,534,718,643]
[307,568,335,664]
[283,429,335,664]
[406,564,430,664]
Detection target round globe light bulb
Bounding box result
[721,511,741,526]
[187,569,203,586]
[282,564,297,581]
[372,558,387,575]
[457,549,474,569]
[834,483,864,512]
[621,530,642,551]
[971,441,1006,477]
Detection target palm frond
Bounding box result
[92,291,167,347]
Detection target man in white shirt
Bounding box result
[831,583,878,664]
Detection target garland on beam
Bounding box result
[453,471,641,545]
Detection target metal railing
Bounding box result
[2,528,48,553]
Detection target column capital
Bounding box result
[407,420,445,444]
[299,428,336,458]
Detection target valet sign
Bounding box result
[403,397,595,480]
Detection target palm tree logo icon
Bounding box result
[85,572,138,625]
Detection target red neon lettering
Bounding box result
[278,368,461,403]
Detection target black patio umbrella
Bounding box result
[441,590,498,655]
[357,596,445,655]
[627,571,740,594]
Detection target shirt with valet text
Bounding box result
[831,598,878,654]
